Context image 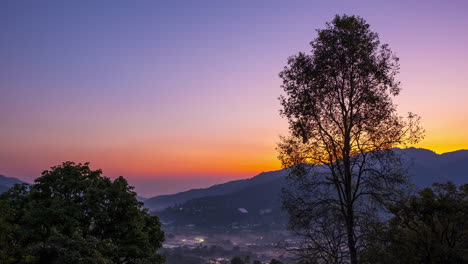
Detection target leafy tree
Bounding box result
[231,256,245,264]
[362,182,468,263]
[278,14,423,264]
[1,161,164,264]
[0,199,16,264]
[253,261,262,264]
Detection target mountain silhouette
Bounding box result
[148,148,468,228]
[144,169,286,211]
[0,174,27,193]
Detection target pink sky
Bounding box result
[1,1,467,196]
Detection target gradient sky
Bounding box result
[1,0,468,196]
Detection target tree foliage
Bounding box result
[362,182,468,263]
[0,161,165,264]
[278,14,423,264]
[0,199,16,264]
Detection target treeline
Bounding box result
[360,182,468,263]
[278,182,468,264]
[0,162,165,264]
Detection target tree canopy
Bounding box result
[362,182,468,263]
[0,161,165,264]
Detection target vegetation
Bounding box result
[0,162,164,264]
[362,182,468,263]
[0,199,16,264]
[278,14,423,263]
[159,178,286,228]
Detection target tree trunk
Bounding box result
[343,130,358,264]
[346,209,358,264]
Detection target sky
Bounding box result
[1,0,467,197]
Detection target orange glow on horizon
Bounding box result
[2,1,467,183]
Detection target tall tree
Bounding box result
[1,162,165,264]
[278,15,423,264]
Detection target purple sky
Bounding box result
[1,0,468,197]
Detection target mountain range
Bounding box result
[0,175,26,193]
[146,148,468,228]
[144,169,287,211]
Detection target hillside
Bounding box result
[144,169,286,211]
[397,148,468,186]
[158,177,288,229]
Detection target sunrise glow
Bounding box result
[1,1,467,196]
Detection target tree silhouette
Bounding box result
[278,15,423,264]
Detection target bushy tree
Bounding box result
[278,14,423,264]
[0,161,165,264]
[0,199,16,264]
[362,182,468,263]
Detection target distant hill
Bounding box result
[158,177,288,229]
[396,148,468,186]
[144,170,286,211]
[136,196,147,202]
[0,175,27,194]
[149,148,468,228]
[0,185,10,193]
